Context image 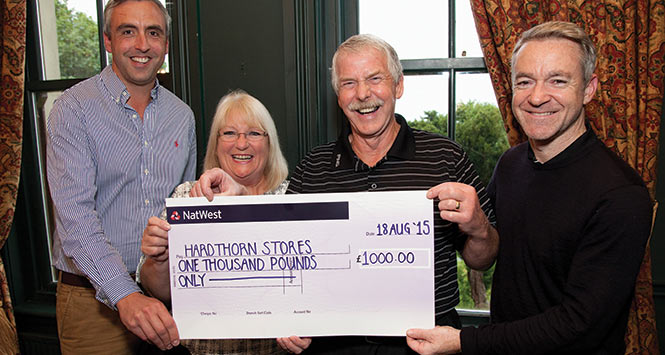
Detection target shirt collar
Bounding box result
[330,113,416,170]
[527,120,598,169]
[100,65,160,106]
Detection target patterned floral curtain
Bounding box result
[0,0,25,353]
[470,0,664,353]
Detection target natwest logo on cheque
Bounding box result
[170,208,224,222]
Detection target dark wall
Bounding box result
[182,0,355,174]
[195,0,297,168]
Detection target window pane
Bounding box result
[158,0,169,73]
[359,0,448,59]
[457,72,497,107]
[39,91,63,126]
[457,254,494,310]
[359,1,496,315]
[396,74,449,133]
[38,0,102,80]
[34,91,63,282]
[455,72,504,187]
[454,73,506,311]
[455,0,483,57]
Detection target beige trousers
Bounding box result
[56,277,141,354]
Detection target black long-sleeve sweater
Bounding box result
[460,128,652,354]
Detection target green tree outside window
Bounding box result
[410,101,508,309]
[55,0,99,79]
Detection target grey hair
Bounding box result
[331,34,403,94]
[103,0,171,37]
[511,21,596,84]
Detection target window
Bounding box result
[359,0,509,312]
[42,0,102,80]
[27,0,109,287]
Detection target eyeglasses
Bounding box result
[218,130,268,142]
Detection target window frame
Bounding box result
[401,57,488,139]
[357,0,493,318]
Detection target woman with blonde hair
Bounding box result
[202,89,288,194]
[138,90,289,354]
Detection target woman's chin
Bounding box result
[230,174,261,187]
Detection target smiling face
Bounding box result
[216,109,269,192]
[512,38,597,158]
[103,0,168,93]
[335,47,404,141]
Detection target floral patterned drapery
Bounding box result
[0,0,26,353]
[470,0,664,353]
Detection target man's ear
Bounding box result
[583,74,598,105]
[395,75,404,99]
[103,33,112,54]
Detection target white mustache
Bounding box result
[348,99,384,111]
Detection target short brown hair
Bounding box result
[103,0,171,37]
[512,21,596,84]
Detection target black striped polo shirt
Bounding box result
[287,114,495,320]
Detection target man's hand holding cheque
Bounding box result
[406,326,461,355]
[140,168,247,303]
[190,167,248,201]
[426,182,498,271]
[405,182,498,355]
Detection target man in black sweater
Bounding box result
[406,21,652,354]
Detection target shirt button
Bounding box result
[145,199,150,206]
[144,169,149,175]
[123,92,127,96]
[144,141,148,147]
[370,183,378,190]
[132,114,137,119]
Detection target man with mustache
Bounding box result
[196,33,499,354]
[46,0,195,353]
[279,33,501,354]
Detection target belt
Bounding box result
[59,271,137,288]
[60,271,93,288]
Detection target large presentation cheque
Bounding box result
[166,190,434,339]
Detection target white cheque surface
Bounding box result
[166,191,434,339]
